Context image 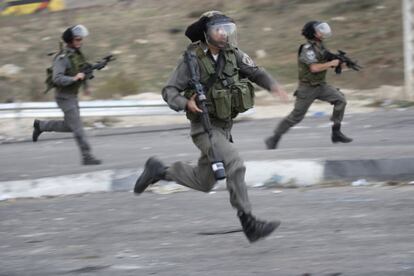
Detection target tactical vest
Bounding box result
[62,49,87,94]
[298,40,328,86]
[184,44,255,122]
[46,49,87,94]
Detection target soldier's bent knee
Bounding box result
[200,185,215,193]
[225,157,246,175]
[334,99,347,107]
[287,114,304,125]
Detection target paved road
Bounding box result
[1,186,413,275]
[1,109,414,181]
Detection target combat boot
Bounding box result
[82,154,102,165]
[238,211,281,243]
[331,123,353,143]
[32,119,42,142]
[265,135,281,150]
[134,157,167,194]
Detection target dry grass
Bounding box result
[0,0,403,102]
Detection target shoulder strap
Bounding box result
[205,51,225,91]
[298,44,305,56]
[185,47,225,92]
[53,49,65,61]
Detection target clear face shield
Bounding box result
[205,22,237,49]
[314,22,332,39]
[71,24,89,38]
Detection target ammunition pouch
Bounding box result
[211,88,232,120]
[184,79,255,121]
[231,80,255,114]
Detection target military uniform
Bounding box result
[271,39,347,139]
[36,47,93,158]
[162,42,277,213]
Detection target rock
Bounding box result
[351,179,369,186]
[331,16,346,21]
[255,49,267,59]
[134,39,149,44]
[111,50,123,55]
[0,64,23,78]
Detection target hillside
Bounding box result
[0,0,403,102]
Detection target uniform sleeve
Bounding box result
[161,57,191,112]
[299,44,318,65]
[235,49,278,91]
[52,55,76,86]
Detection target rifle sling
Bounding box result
[204,51,225,92]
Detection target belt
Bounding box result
[298,81,325,87]
[211,118,233,129]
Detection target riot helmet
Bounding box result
[302,21,332,40]
[185,11,237,49]
[205,15,237,48]
[62,24,89,43]
[314,22,332,39]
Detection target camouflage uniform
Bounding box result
[162,42,277,213]
[36,47,96,160]
[270,39,347,144]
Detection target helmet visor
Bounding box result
[314,22,332,39]
[205,22,237,49]
[71,24,89,38]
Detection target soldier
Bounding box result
[133,11,288,243]
[265,21,353,150]
[32,25,101,165]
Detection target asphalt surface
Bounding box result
[1,109,414,181]
[0,186,413,276]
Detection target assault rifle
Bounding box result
[44,54,115,94]
[81,55,115,80]
[184,50,226,180]
[325,50,362,74]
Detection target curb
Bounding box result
[324,158,414,180]
[1,158,414,201]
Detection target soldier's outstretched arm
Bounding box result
[235,49,288,102]
[162,57,191,112]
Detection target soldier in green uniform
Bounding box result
[133,11,288,243]
[265,21,353,150]
[32,25,101,165]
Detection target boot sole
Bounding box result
[264,137,278,150]
[134,158,164,194]
[248,220,281,243]
[32,120,41,142]
[83,161,102,165]
[331,139,353,143]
